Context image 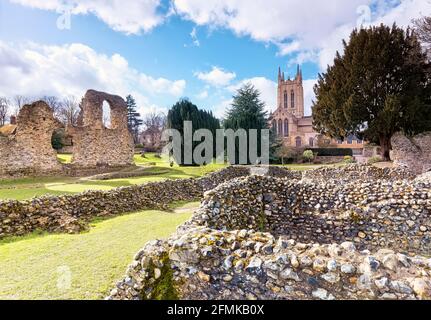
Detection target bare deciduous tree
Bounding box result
[143,112,166,131]
[414,16,431,56]
[0,97,10,126]
[13,95,31,115]
[40,96,62,118]
[58,96,81,126]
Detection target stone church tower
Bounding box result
[270,65,316,148]
[277,65,304,118]
[270,65,366,154]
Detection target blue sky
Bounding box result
[0,0,430,118]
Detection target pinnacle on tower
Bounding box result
[296,64,303,82]
[278,67,282,82]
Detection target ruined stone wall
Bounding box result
[67,90,134,167]
[0,101,62,177]
[193,175,431,254]
[109,167,431,301]
[0,166,255,238]
[391,132,431,174]
[109,229,431,300]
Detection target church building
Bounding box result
[269,65,365,155]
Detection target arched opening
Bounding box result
[272,119,276,132]
[278,119,283,136]
[295,136,302,147]
[284,90,288,109]
[284,119,289,137]
[102,101,112,129]
[309,137,314,147]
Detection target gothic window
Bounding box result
[295,136,302,147]
[284,119,289,137]
[284,90,288,108]
[309,137,314,147]
[278,119,283,136]
[291,90,295,108]
[272,120,276,132]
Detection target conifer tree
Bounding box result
[313,24,431,160]
[223,83,271,164]
[126,95,143,143]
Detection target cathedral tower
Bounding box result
[277,65,304,118]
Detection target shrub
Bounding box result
[368,156,383,165]
[306,148,353,157]
[303,150,315,163]
[344,156,355,164]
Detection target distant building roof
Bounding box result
[0,124,17,136]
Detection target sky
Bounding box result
[0,0,430,119]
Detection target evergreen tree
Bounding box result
[313,24,431,160]
[223,83,272,164]
[126,95,143,143]
[167,98,220,165]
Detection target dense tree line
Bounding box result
[167,98,220,165]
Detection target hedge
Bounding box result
[306,148,353,157]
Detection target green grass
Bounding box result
[0,154,226,201]
[0,202,198,300]
[0,153,342,201]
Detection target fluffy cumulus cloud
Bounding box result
[10,0,164,34]
[0,41,185,115]
[195,66,236,87]
[172,0,431,69]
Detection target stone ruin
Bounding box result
[0,90,134,177]
[108,165,431,301]
[67,90,134,168]
[391,132,431,175]
[0,101,63,176]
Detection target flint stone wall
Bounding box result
[0,166,302,238]
[193,175,431,254]
[302,164,416,183]
[391,132,431,174]
[109,165,431,301]
[0,101,63,177]
[67,90,134,167]
[109,228,431,301]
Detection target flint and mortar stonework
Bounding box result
[0,101,63,177]
[391,132,431,174]
[109,164,431,300]
[67,90,134,168]
[0,166,253,238]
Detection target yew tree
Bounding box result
[313,24,431,160]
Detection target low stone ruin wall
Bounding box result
[391,132,431,174]
[109,228,431,300]
[191,175,431,255]
[0,166,302,238]
[302,164,416,183]
[109,165,431,301]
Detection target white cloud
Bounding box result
[173,0,431,70]
[10,0,164,34]
[0,41,185,116]
[195,66,236,87]
[227,77,277,114]
[213,99,232,119]
[196,90,208,99]
[303,79,317,116]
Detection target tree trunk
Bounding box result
[379,135,391,161]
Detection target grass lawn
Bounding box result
[0,153,343,201]
[0,202,198,300]
[0,154,226,201]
